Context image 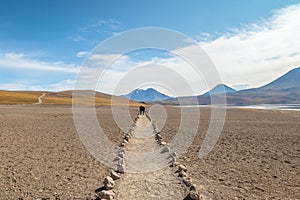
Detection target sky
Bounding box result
[0,0,300,96]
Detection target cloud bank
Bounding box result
[2,4,300,95]
[89,4,300,96]
[200,4,300,89]
[0,52,78,73]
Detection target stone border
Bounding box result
[149,114,201,200]
[96,112,201,199]
[95,113,139,199]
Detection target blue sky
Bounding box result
[1,0,300,95]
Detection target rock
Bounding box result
[116,164,125,173]
[117,158,124,165]
[160,141,167,146]
[103,176,115,190]
[113,156,122,162]
[190,184,197,191]
[171,161,179,167]
[178,164,187,172]
[171,156,177,164]
[97,190,116,199]
[188,190,200,200]
[118,148,125,154]
[125,135,130,140]
[120,142,125,147]
[178,170,187,177]
[156,134,162,140]
[110,171,120,180]
[183,177,192,187]
[161,146,170,153]
[117,152,124,158]
[123,139,129,144]
[170,152,177,158]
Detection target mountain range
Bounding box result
[2,67,299,106]
[121,88,171,102]
[223,66,300,105]
[203,84,236,96]
[150,67,300,105]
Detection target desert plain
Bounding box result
[0,105,299,199]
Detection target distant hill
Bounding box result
[203,84,236,95]
[121,88,171,102]
[0,90,45,105]
[3,67,299,106]
[0,90,142,106]
[158,67,300,105]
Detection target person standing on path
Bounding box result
[139,106,145,115]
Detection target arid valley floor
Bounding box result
[0,105,299,199]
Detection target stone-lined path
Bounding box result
[114,115,189,200]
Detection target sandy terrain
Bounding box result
[0,105,299,199]
[158,107,300,199]
[0,105,129,199]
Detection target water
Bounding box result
[227,104,300,111]
[237,104,300,111]
[174,104,300,111]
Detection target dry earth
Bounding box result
[114,115,189,200]
[0,105,299,199]
[0,105,131,199]
[157,107,300,199]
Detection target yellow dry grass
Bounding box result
[0,90,43,104]
[44,96,142,106]
[0,90,143,106]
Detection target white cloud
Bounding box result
[89,53,124,61]
[69,18,121,44]
[0,52,78,73]
[79,18,120,33]
[76,51,88,58]
[84,54,208,96]
[199,4,300,89]
[0,83,44,91]
[85,4,300,96]
[67,34,87,42]
[49,79,75,91]
[0,79,76,92]
[54,4,300,96]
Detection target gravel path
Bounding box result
[115,115,189,200]
[35,93,46,104]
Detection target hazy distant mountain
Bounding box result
[225,67,300,105]
[121,88,171,102]
[203,84,236,95]
[257,67,300,91]
[157,67,300,105]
